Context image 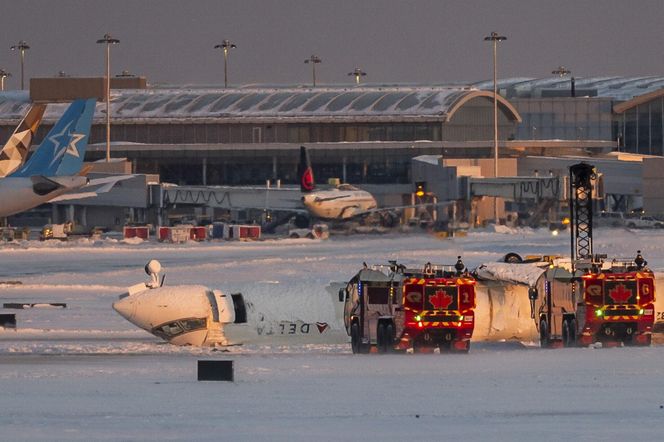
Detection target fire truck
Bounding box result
[530,163,655,347]
[341,259,476,353]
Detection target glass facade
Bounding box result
[512,98,613,141]
[615,97,664,155]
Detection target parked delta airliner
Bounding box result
[298,146,379,220]
[0,99,95,217]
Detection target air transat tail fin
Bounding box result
[0,103,46,177]
[10,98,96,178]
[298,145,315,192]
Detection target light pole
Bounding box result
[96,33,120,162]
[552,66,575,97]
[484,31,506,223]
[214,40,236,88]
[0,69,11,91]
[304,55,322,87]
[10,40,30,90]
[348,68,367,85]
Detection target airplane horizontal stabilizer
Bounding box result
[48,175,134,202]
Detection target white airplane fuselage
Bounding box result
[113,280,343,346]
[0,175,88,217]
[302,187,377,220]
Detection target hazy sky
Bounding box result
[1,0,662,89]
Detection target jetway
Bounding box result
[468,176,566,201]
[156,184,304,211]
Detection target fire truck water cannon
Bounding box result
[342,258,477,354]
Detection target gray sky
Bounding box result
[1,0,662,89]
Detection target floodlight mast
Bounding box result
[214,40,237,88]
[304,55,322,87]
[484,31,506,224]
[10,40,30,90]
[96,33,120,162]
[552,66,576,97]
[0,69,10,91]
[348,68,366,85]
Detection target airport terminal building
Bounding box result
[1,76,663,187]
[2,76,664,226]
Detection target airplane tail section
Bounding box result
[11,98,96,178]
[298,145,315,192]
[0,103,47,177]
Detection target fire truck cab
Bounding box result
[342,259,476,353]
[532,253,655,347]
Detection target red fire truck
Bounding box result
[531,163,655,347]
[342,259,476,353]
[531,254,655,347]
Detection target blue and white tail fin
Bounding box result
[11,98,96,178]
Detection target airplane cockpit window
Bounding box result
[152,318,207,339]
[180,318,206,332]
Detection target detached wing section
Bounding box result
[0,104,46,177]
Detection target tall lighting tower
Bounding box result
[0,69,11,91]
[214,40,237,88]
[96,33,120,162]
[484,31,507,223]
[552,66,575,97]
[10,40,30,90]
[304,55,322,87]
[348,68,367,85]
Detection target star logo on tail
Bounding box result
[47,121,85,168]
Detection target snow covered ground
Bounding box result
[1,228,664,440]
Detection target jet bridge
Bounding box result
[467,176,568,227]
[468,176,566,201]
[156,185,304,211]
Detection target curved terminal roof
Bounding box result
[0,86,521,123]
[479,76,664,101]
[2,76,663,123]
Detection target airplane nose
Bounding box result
[113,296,135,320]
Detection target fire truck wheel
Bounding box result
[562,319,570,347]
[376,323,386,353]
[539,318,550,348]
[385,323,394,352]
[568,318,577,346]
[351,323,361,354]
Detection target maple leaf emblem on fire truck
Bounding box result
[429,290,454,310]
[608,283,634,304]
